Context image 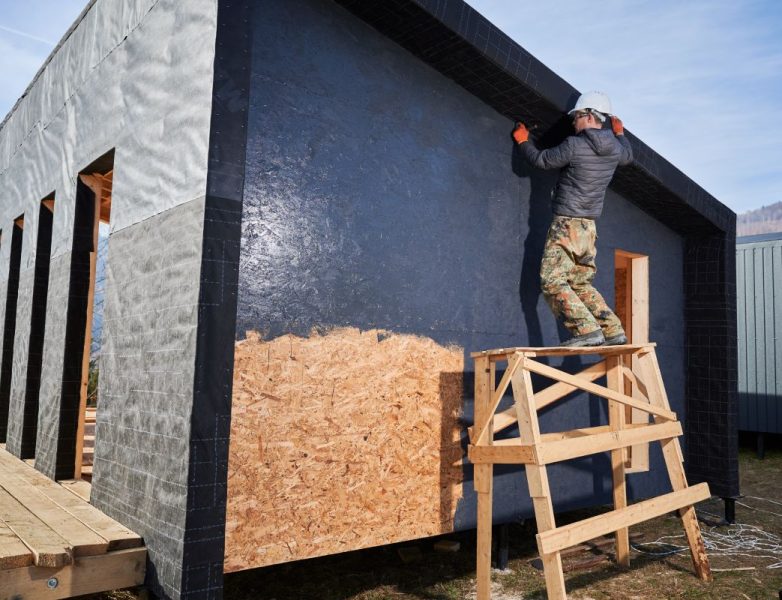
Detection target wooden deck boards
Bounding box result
[470,342,655,359]
[0,447,145,598]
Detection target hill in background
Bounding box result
[738,202,782,237]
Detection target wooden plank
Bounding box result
[535,360,607,411]
[497,423,645,445]
[621,365,649,400]
[472,357,491,470]
[538,423,646,443]
[0,451,140,550]
[468,444,535,464]
[0,468,108,557]
[639,353,683,463]
[607,356,630,567]
[473,356,492,600]
[511,361,567,599]
[640,352,712,581]
[474,353,522,445]
[474,408,515,439]
[475,464,493,600]
[537,421,682,465]
[0,547,145,599]
[537,483,711,555]
[627,256,650,473]
[470,342,655,359]
[625,354,652,473]
[469,360,607,439]
[0,520,33,569]
[630,256,649,343]
[615,249,647,259]
[59,480,92,503]
[523,358,676,420]
[78,174,103,199]
[0,487,72,568]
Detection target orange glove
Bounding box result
[611,115,624,136]
[513,122,529,144]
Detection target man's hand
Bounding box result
[513,122,529,144]
[611,116,624,136]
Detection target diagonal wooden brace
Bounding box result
[523,357,676,421]
[473,352,523,445]
[472,360,608,440]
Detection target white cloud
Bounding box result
[0,24,55,46]
[466,0,782,213]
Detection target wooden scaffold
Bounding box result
[467,343,712,600]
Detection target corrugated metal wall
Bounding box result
[737,234,782,433]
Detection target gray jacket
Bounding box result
[520,127,633,219]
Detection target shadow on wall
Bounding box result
[440,371,465,534]
[511,116,574,347]
[738,392,782,435]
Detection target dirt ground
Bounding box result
[96,444,782,600]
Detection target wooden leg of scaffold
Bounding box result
[474,356,493,600]
[511,356,567,600]
[476,463,493,600]
[639,350,713,581]
[528,467,567,599]
[607,356,630,567]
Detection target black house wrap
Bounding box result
[328,0,738,500]
[0,0,737,597]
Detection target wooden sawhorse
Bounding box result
[468,344,712,599]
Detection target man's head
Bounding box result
[572,109,605,133]
[569,91,611,132]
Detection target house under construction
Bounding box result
[0,0,737,598]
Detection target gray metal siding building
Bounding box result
[737,233,782,434]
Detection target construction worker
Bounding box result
[513,91,633,347]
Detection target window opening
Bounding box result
[0,217,24,442]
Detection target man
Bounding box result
[513,91,633,347]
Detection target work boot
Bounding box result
[603,333,628,346]
[559,330,605,347]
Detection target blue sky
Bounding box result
[1,1,780,214]
[0,1,86,115]
[465,0,782,215]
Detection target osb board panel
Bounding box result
[224,327,464,572]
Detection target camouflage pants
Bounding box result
[540,216,624,337]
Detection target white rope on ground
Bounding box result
[630,495,782,569]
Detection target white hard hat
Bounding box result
[568,91,612,115]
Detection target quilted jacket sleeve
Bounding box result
[519,137,576,170]
[617,134,633,166]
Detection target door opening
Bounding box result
[0,217,24,442]
[75,160,113,481]
[58,150,113,481]
[19,196,55,458]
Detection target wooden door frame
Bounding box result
[615,250,649,472]
[73,170,112,479]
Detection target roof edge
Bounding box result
[337,0,735,236]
